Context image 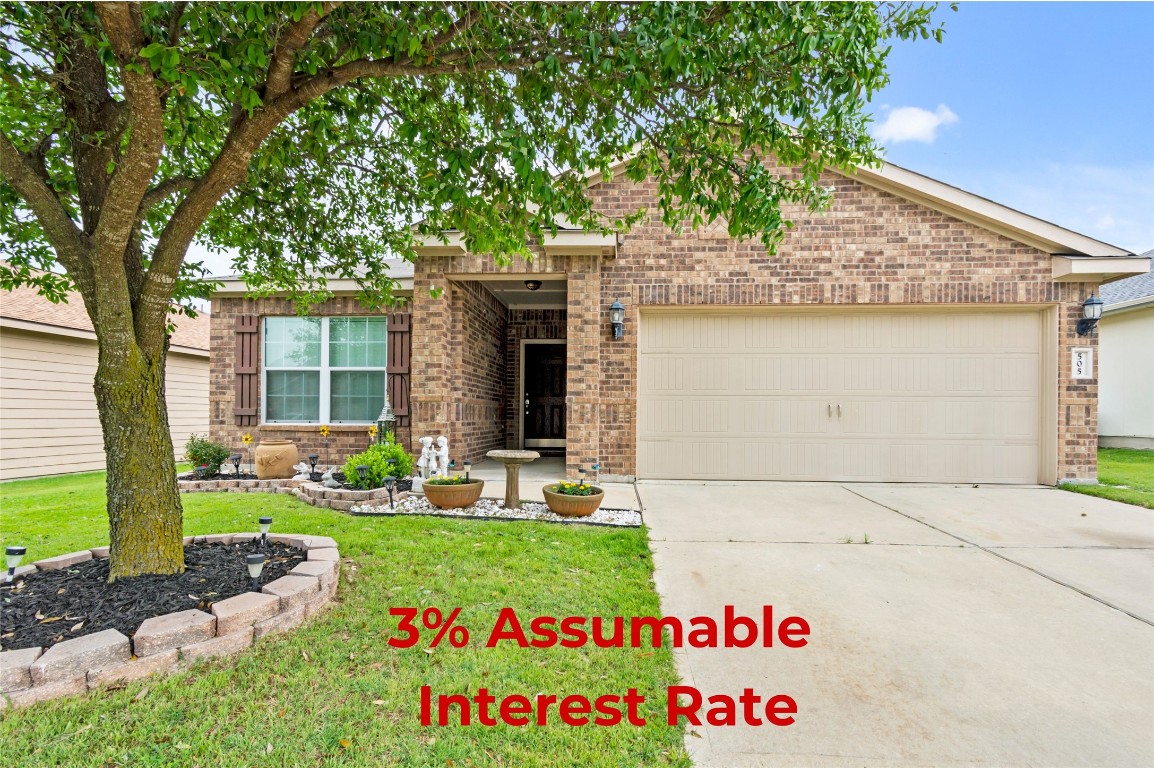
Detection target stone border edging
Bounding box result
[178,477,409,512]
[0,533,340,710]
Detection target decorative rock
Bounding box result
[0,647,42,692]
[261,575,319,611]
[133,609,216,656]
[179,627,253,664]
[33,550,93,571]
[253,605,307,639]
[211,592,280,635]
[89,546,110,558]
[30,629,131,684]
[5,675,86,708]
[88,649,179,688]
[307,547,340,562]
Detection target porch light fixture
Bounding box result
[355,464,369,489]
[308,454,319,474]
[6,545,26,582]
[524,280,542,291]
[246,553,267,592]
[376,398,397,445]
[230,454,242,477]
[609,301,625,339]
[259,516,273,549]
[1077,295,1104,336]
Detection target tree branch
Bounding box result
[263,3,336,101]
[139,176,198,212]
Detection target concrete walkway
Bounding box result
[640,482,1154,767]
[467,457,640,510]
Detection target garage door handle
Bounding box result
[837,404,842,417]
[827,403,832,417]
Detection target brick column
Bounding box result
[410,264,454,453]
[1057,281,1099,483]
[565,255,602,478]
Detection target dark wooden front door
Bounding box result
[524,343,566,452]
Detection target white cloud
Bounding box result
[873,105,959,145]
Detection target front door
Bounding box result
[523,342,566,453]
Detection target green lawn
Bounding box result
[0,472,689,768]
[1061,448,1154,509]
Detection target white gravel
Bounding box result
[351,495,641,527]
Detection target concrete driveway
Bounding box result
[640,482,1154,767]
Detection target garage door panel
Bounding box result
[639,311,1042,483]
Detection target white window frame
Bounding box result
[261,316,388,425]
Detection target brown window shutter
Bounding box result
[234,315,259,426]
[387,312,411,425]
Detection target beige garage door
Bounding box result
[638,310,1043,483]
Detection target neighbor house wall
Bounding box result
[0,327,208,480]
[1098,305,1154,448]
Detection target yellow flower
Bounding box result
[319,425,331,438]
[368,425,378,437]
[241,433,253,446]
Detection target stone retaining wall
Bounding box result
[177,476,410,512]
[0,534,340,709]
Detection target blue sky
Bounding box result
[871,1,1154,253]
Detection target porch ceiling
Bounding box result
[480,278,567,309]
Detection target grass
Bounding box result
[1061,448,1154,509]
[0,472,690,767]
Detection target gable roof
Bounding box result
[1101,249,1154,310]
[0,268,210,354]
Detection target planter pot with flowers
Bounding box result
[423,475,485,509]
[542,481,604,517]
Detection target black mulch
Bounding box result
[330,472,412,493]
[0,542,304,653]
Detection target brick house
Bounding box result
[208,160,1149,484]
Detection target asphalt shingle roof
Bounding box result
[1100,249,1154,306]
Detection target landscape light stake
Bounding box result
[356,464,369,490]
[6,546,26,582]
[246,553,266,592]
[308,454,319,476]
[259,517,272,549]
[578,467,587,487]
[230,454,242,477]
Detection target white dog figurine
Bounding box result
[290,461,312,481]
[416,436,435,479]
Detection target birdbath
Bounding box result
[485,450,540,512]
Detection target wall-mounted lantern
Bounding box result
[1077,295,1104,336]
[609,301,625,339]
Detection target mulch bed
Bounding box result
[0,542,304,652]
[330,472,413,493]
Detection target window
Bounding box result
[263,317,387,423]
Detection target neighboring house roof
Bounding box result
[1101,249,1154,312]
[0,271,210,354]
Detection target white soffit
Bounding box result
[1052,256,1151,284]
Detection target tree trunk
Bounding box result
[94,337,185,580]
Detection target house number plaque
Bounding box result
[1071,347,1093,380]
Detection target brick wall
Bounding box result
[409,165,1099,483]
[452,281,508,461]
[208,296,409,471]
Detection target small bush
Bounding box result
[185,433,231,475]
[343,440,415,489]
[549,481,599,497]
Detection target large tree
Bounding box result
[1,1,944,578]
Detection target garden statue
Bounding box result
[416,436,435,479]
[290,461,312,481]
[321,467,342,489]
[435,436,450,478]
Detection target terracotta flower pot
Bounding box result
[254,439,298,479]
[424,480,484,509]
[542,484,604,517]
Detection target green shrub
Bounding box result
[185,433,231,475]
[343,441,415,489]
